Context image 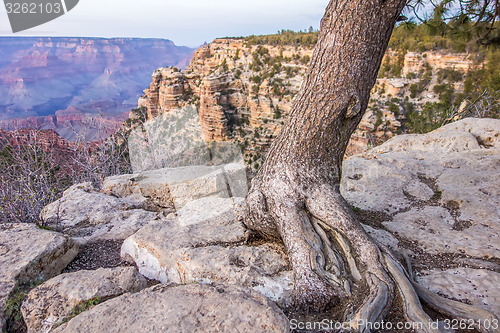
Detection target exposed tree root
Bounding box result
[243,184,500,333]
[413,281,499,333]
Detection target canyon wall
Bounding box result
[132,38,478,171]
[0,37,194,141]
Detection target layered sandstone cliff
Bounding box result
[134,38,478,171]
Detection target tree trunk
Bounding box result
[243,1,500,331]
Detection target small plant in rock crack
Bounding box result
[68,297,102,318]
[5,280,42,332]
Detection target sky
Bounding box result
[0,0,330,47]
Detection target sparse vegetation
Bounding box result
[0,128,131,225]
[245,29,319,47]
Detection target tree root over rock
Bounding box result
[243,183,499,333]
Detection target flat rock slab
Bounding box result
[41,183,160,245]
[383,206,499,258]
[417,268,500,318]
[21,267,148,333]
[53,284,290,333]
[176,196,244,226]
[121,215,294,307]
[0,223,78,331]
[342,118,500,318]
[342,118,500,259]
[129,163,248,210]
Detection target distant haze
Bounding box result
[0,37,193,141]
[0,0,330,47]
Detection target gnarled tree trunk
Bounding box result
[243,1,499,332]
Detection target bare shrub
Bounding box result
[0,132,68,224]
[0,127,131,225]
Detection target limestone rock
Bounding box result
[53,284,290,333]
[369,118,500,154]
[41,183,160,244]
[417,268,500,317]
[21,267,148,333]
[341,118,500,317]
[0,223,78,331]
[176,196,244,226]
[121,216,293,307]
[383,206,500,258]
[137,165,231,210]
[101,173,141,199]
[342,119,500,258]
[104,163,248,211]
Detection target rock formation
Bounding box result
[21,267,148,333]
[52,284,290,333]
[132,38,481,173]
[0,37,194,141]
[1,118,498,332]
[0,224,78,331]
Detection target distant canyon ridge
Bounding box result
[0,37,194,141]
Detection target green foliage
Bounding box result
[389,103,400,116]
[245,29,319,48]
[5,288,28,323]
[181,85,194,101]
[251,75,262,85]
[233,49,240,61]
[300,55,311,65]
[274,107,282,119]
[234,69,242,79]
[219,59,229,72]
[437,68,463,82]
[69,297,101,318]
[410,83,419,98]
[406,102,444,133]
[374,110,383,128]
[389,18,499,53]
[5,280,42,332]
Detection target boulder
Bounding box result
[369,117,500,153]
[21,267,148,333]
[176,196,244,226]
[101,174,141,199]
[53,284,290,333]
[0,223,78,331]
[134,163,248,210]
[101,163,248,224]
[121,215,294,307]
[42,161,248,245]
[41,183,160,245]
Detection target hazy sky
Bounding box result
[0,0,330,47]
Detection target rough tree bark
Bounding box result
[243,1,499,332]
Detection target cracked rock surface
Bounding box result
[21,267,148,333]
[41,183,160,245]
[121,213,294,307]
[53,284,290,333]
[0,224,78,331]
[342,118,500,317]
